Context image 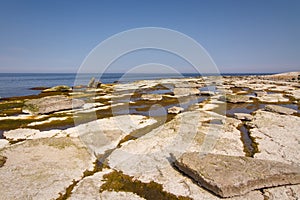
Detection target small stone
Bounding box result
[174,153,300,198]
[265,105,297,115]
[254,91,267,97]
[167,106,184,114]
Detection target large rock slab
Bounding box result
[42,85,71,92]
[248,110,300,165]
[264,105,297,115]
[141,94,163,101]
[0,137,95,200]
[172,87,200,97]
[72,115,157,156]
[23,95,84,114]
[4,128,41,141]
[226,94,250,103]
[255,93,289,103]
[174,153,300,198]
[107,111,250,199]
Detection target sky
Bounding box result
[0,0,299,73]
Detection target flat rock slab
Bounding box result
[264,105,297,115]
[23,95,84,114]
[174,153,300,198]
[141,94,163,101]
[173,87,200,97]
[226,94,250,103]
[248,110,300,165]
[0,137,95,200]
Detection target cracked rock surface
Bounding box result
[174,153,300,198]
[0,137,95,200]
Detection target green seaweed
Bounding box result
[0,155,7,167]
[100,170,192,200]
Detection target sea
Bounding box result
[0,73,273,98]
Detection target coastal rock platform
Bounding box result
[0,72,299,199]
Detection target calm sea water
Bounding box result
[0,73,272,98]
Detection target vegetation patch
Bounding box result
[0,155,7,167]
[45,137,75,149]
[100,170,191,200]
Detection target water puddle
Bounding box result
[200,85,217,92]
[238,124,257,157]
[226,103,264,116]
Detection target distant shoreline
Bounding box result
[0,72,297,99]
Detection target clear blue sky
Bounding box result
[0,0,299,73]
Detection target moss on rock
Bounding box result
[100,170,191,200]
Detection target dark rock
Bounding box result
[174,153,300,198]
[254,91,267,97]
[88,77,102,88]
[29,87,50,91]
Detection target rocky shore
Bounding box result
[0,72,300,199]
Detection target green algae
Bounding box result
[0,101,24,117]
[57,179,79,200]
[0,155,7,167]
[100,170,192,200]
[46,137,75,149]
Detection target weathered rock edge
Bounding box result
[174,153,300,198]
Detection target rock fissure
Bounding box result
[99,170,192,200]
